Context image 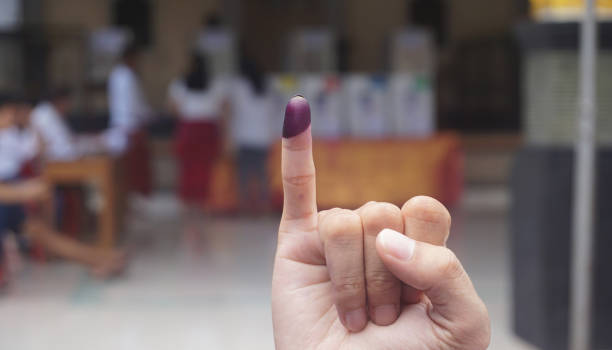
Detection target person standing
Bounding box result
[194,13,236,79]
[231,57,274,213]
[107,44,153,196]
[168,53,227,207]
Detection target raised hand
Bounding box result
[271,96,490,349]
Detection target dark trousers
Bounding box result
[0,203,25,263]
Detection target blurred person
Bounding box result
[0,94,125,285]
[4,97,39,175]
[108,43,153,196]
[231,56,274,213]
[168,53,227,208]
[30,89,102,236]
[271,97,490,349]
[195,12,236,78]
[30,87,78,161]
[13,97,41,177]
[0,93,30,287]
[30,87,107,162]
[1,96,45,278]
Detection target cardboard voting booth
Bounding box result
[389,73,435,137]
[344,75,390,138]
[299,74,343,138]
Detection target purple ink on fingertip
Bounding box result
[282,96,311,138]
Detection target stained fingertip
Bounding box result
[283,96,311,138]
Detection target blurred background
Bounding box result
[0,0,610,349]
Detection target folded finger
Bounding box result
[400,196,451,303]
[357,202,403,326]
[319,208,367,332]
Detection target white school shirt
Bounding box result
[168,79,226,121]
[108,64,151,132]
[231,78,274,148]
[0,127,38,181]
[107,63,152,154]
[30,102,78,161]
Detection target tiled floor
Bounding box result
[0,189,536,349]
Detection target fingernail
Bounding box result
[373,304,398,325]
[378,228,415,260]
[345,308,367,332]
[283,95,311,138]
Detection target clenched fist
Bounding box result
[271,96,490,349]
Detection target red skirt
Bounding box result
[174,119,221,204]
[125,130,153,196]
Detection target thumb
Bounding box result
[375,229,489,330]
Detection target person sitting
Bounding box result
[0,94,125,285]
[30,87,106,161]
[231,55,274,214]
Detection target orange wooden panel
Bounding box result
[268,133,463,209]
[207,157,240,212]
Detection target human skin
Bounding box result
[0,179,49,204]
[271,96,490,349]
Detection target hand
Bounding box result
[271,97,490,349]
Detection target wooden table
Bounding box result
[43,155,122,248]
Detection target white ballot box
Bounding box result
[389,73,435,138]
[299,74,343,139]
[343,75,390,139]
